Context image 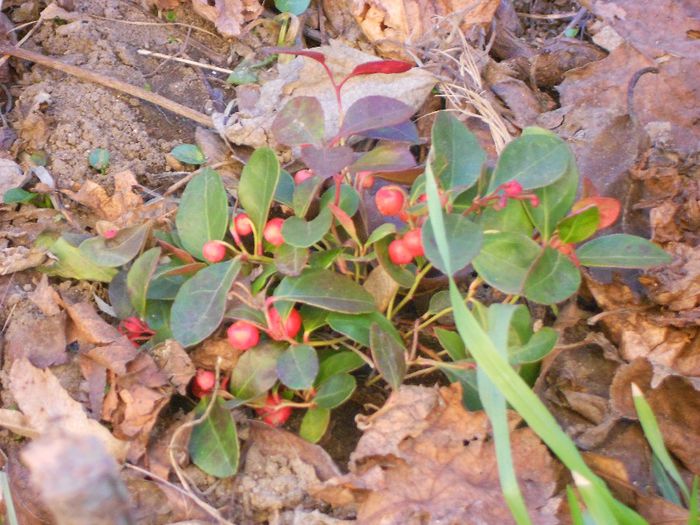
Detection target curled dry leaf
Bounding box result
[7,358,129,461]
[191,0,263,38]
[0,246,47,275]
[191,336,241,371]
[151,339,196,395]
[349,0,501,59]
[316,384,561,524]
[22,429,133,525]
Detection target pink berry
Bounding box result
[263,218,285,247]
[233,213,253,236]
[402,229,424,257]
[357,171,375,189]
[268,307,302,340]
[529,195,540,207]
[388,238,414,265]
[202,241,226,263]
[294,169,314,184]
[375,186,405,216]
[502,180,523,198]
[192,369,216,398]
[227,321,260,351]
[103,229,118,240]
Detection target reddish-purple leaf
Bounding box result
[272,96,325,147]
[348,60,412,78]
[338,96,415,138]
[266,47,326,64]
[358,120,420,143]
[300,145,355,179]
[349,144,416,174]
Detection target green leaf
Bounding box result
[274,0,311,16]
[314,374,356,409]
[431,111,485,191]
[299,407,330,443]
[272,96,324,147]
[274,170,295,207]
[576,234,672,268]
[109,270,135,318]
[230,343,283,399]
[422,213,482,276]
[509,328,558,365]
[349,143,416,174]
[238,147,280,241]
[189,397,239,478]
[523,247,581,304]
[477,200,533,236]
[225,304,267,326]
[175,169,228,259]
[369,323,406,390]
[524,158,579,241]
[435,328,467,360]
[275,269,375,313]
[277,344,319,390]
[374,236,415,288]
[274,244,309,276]
[292,174,324,217]
[144,299,172,343]
[319,184,360,217]
[88,148,110,170]
[316,351,365,385]
[37,233,117,283]
[472,232,540,295]
[299,305,328,333]
[489,129,571,191]
[3,187,35,204]
[557,207,600,244]
[282,208,333,248]
[79,222,151,267]
[171,144,205,165]
[365,223,396,246]
[170,259,241,347]
[127,247,161,317]
[327,311,401,347]
[147,270,187,300]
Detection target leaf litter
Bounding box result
[0,0,697,522]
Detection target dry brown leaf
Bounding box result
[22,429,133,525]
[191,337,240,371]
[191,0,263,38]
[0,246,47,275]
[6,451,52,525]
[350,0,500,59]
[78,355,107,418]
[643,243,700,312]
[8,358,129,461]
[151,339,196,395]
[0,158,28,199]
[317,384,561,524]
[28,274,61,315]
[4,301,68,369]
[363,265,399,312]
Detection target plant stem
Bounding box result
[390,264,433,319]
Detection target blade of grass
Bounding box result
[689,477,699,525]
[424,156,646,525]
[567,485,589,525]
[573,472,618,524]
[651,453,682,506]
[478,304,532,524]
[631,383,690,503]
[0,471,19,525]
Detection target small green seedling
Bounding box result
[170,144,205,165]
[88,148,110,174]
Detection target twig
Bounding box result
[0,18,42,69]
[0,45,213,127]
[516,11,578,20]
[138,49,234,75]
[88,14,220,38]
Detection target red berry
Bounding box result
[256,393,292,426]
[375,186,405,216]
[388,238,414,265]
[103,229,118,240]
[357,171,375,189]
[233,213,253,236]
[192,369,216,398]
[268,306,302,340]
[529,195,540,207]
[402,228,424,257]
[263,218,285,247]
[502,180,523,197]
[227,320,260,351]
[202,240,226,263]
[294,169,314,184]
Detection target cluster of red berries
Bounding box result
[226,306,302,351]
[373,186,426,265]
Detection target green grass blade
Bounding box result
[477,304,532,524]
[567,486,585,525]
[651,453,682,506]
[573,472,618,525]
[424,156,647,525]
[0,471,19,525]
[631,383,690,503]
[689,477,699,525]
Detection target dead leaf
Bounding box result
[145,411,194,480]
[317,384,561,524]
[7,358,129,461]
[4,300,68,369]
[363,265,399,312]
[195,126,239,186]
[191,0,263,38]
[0,158,28,199]
[151,339,196,395]
[350,0,500,59]
[6,451,51,525]
[22,429,134,525]
[78,355,107,418]
[643,243,700,311]
[29,274,61,315]
[191,337,240,371]
[0,246,47,275]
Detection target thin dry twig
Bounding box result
[138,49,235,75]
[0,45,213,127]
[89,14,220,38]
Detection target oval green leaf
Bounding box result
[189,397,239,478]
[509,327,558,365]
[277,344,319,390]
[274,0,311,15]
[472,232,541,295]
[274,269,376,313]
[365,223,396,246]
[238,148,280,241]
[557,206,600,244]
[127,246,161,317]
[431,111,485,191]
[316,351,366,385]
[274,244,309,276]
[327,311,401,348]
[575,234,672,268]
[230,343,283,400]
[422,214,483,276]
[88,148,110,170]
[523,247,581,304]
[79,222,151,267]
[299,407,330,443]
[175,168,228,259]
[314,374,356,409]
[282,208,333,248]
[369,323,406,390]
[171,144,206,165]
[170,259,241,347]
